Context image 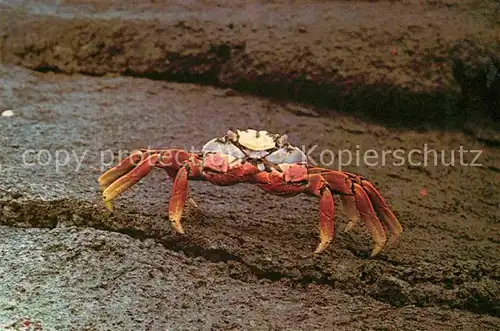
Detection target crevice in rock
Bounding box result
[33,65,64,73]
[0,197,498,317]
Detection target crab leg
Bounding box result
[359,180,402,246]
[340,194,358,232]
[304,173,335,254]
[317,170,352,195]
[155,149,199,212]
[314,188,335,254]
[314,170,360,231]
[98,150,144,189]
[101,154,160,211]
[168,165,189,234]
[317,168,403,256]
[156,149,192,178]
[353,183,387,257]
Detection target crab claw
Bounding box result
[98,150,143,190]
[101,154,159,211]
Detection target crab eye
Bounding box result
[278,134,288,146]
[225,129,237,141]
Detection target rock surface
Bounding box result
[0,64,499,330]
[1,0,499,127]
[0,1,500,330]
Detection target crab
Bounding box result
[98,129,402,257]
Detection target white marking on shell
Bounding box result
[236,129,277,150]
[265,146,307,165]
[202,137,246,160]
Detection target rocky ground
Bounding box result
[1,0,499,128]
[0,1,499,330]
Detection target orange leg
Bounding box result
[304,173,335,254]
[98,150,143,190]
[98,148,203,234]
[359,180,402,246]
[315,188,335,254]
[168,165,189,234]
[353,183,387,257]
[340,194,358,232]
[100,153,160,211]
[98,148,198,217]
[310,169,361,231]
[317,170,352,195]
[314,168,401,257]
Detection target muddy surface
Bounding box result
[0,1,500,330]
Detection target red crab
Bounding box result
[98,129,402,257]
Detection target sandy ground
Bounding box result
[0,1,499,330]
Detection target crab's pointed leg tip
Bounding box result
[104,200,113,212]
[344,221,355,232]
[313,240,331,254]
[187,197,198,208]
[370,244,384,258]
[171,221,185,235]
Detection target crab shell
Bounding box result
[201,129,307,170]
